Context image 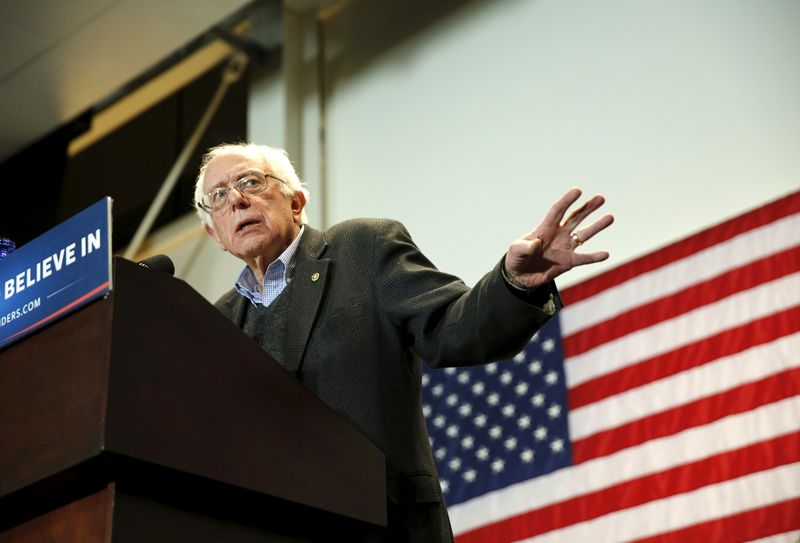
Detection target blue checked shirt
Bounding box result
[234,225,305,307]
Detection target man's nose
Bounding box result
[227,187,250,208]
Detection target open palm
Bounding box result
[504,188,614,289]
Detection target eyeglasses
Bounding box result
[198,172,285,212]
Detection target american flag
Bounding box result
[423,190,800,542]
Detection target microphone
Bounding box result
[137,254,175,276]
[0,237,15,259]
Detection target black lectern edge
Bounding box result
[0,452,379,538]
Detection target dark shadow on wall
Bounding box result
[0,62,250,250]
[319,0,491,92]
[0,122,77,247]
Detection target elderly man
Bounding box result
[194,142,613,542]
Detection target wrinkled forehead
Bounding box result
[203,151,267,191]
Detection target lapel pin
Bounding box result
[311,272,320,282]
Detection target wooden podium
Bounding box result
[0,258,386,542]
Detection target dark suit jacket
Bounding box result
[215,219,560,541]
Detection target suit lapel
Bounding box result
[283,226,330,374]
[216,289,250,329]
[231,294,249,329]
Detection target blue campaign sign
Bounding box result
[0,198,113,350]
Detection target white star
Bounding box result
[515,382,529,396]
[445,367,457,375]
[446,393,459,406]
[501,404,516,418]
[432,384,444,397]
[500,371,513,385]
[458,403,473,417]
[421,374,430,387]
[435,447,447,459]
[531,393,545,407]
[517,415,531,429]
[504,437,518,450]
[458,372,471,384]
[485,362,498,374]
[473,414,488,427]
[446,425,459,438]
[491,458,505,473]
[550,438,565,453]
[487,393,500,406]
[534,426,548,441]
[529,360,542,374]
[448,457,462,471]
[463,469,477,482]
[429,436,434,446]
[520,449,535,463]
[433,415,446,428]
[461,435,475,449]
[489,425,503,439]
[513,351,526,363]
[542,339,556,352]
[476,447,490,461]
[472,381,486,396]
[440,479,449,493]
[544,370,559,385]
[547,403,562,419]
[422,404,432,418]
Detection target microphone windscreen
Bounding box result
[137,254,175,276]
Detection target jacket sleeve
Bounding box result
[368,219,561,368]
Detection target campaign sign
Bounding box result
[0,198,113,350]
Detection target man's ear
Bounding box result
[291,191,307,223]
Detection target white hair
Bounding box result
[194,142,310,229]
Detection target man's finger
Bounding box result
[563,194,606,232]
[542,187,583,227]
[573,251,610,266]
[571,213,614,245]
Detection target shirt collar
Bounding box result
[234,225,305,302]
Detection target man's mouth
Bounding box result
[236,219,261,233]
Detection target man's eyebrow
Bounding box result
[237,169,265,179]
[207,169,262,190]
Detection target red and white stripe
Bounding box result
[450,190,800,542]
